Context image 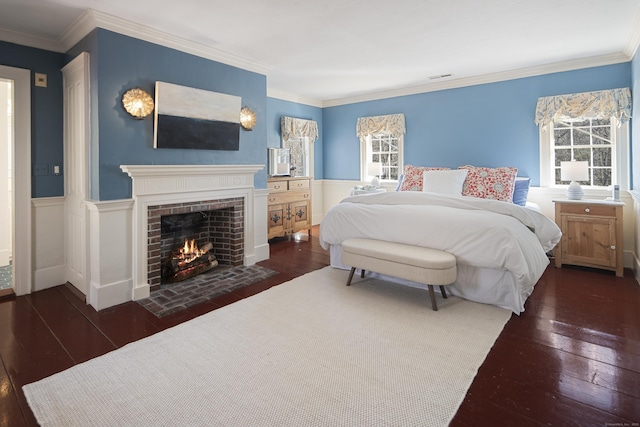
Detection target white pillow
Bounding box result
[422,169,468,195]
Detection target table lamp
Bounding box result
[367,162,382,188]
[560,161,589,200]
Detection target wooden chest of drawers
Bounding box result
[267,177,312,239]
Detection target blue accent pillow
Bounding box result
[512,177,530,206]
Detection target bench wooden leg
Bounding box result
[346,267,356,286]
[360,269,365,278]
[440,286,448,299]
[428,285,438,311]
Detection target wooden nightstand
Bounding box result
[553,199,624,277]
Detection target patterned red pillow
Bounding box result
[399,165,450,191]
[458,165,518,202]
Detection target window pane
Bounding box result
[390,167,398,180]
[573,129,590,146]
[593,168,611,186]
[381,153,389,165]
[592,126,610,143]
[592,147,611,167]
[554,129,570,146]
[573,148,591,163]
[372,154,380,163]
[555,149,571,166]
[555,168,566,185]
[381,140,389,152]
[592,119,609,126]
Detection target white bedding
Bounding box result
[319,191,562,314]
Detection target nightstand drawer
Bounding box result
[558,204,617,217]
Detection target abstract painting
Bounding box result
[154,82,241,150]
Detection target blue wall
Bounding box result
[0,41,64,198]
[66,30,268,200]
[1,32,635,198]
[323,63,632,185]
[266,97,323,179]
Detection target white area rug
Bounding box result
[24,266,511,426]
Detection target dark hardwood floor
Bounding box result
[1,227,638,426]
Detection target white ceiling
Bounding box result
[1,0,640,106]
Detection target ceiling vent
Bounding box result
[428,74,453,80]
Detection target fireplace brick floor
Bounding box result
[137,264,277,317]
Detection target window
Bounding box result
[540,117,628,188]
[356,113,405,182]
[553,118,613,186]
[361,134,403,182]
[535,88,631,189]
[282,136,311,177]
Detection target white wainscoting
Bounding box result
[629,191,640,284]
[316,179,637,272]
[32,197,65,292]
[85,200,134,311]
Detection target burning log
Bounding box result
[162,240,218,283]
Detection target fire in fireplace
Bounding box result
[162,239,219,283]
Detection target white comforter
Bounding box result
[319,191,562,312]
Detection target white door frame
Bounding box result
[0,65,31,296]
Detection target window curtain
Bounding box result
[356,113,406,142]
[534,87,632,128]
[280,116,318,143]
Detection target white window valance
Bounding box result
[281,116,318,143]
[534,87,632,128]
[356,113,406,141]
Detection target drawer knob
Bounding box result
[611,245,616,250]
[584,208,590,213]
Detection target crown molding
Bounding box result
[61,9,270,76]
[266,89,323,108]
[0,26,65,53]
[322,52,632,107]
[59,8,98,50]
[624,2,640,58]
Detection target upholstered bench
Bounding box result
[341,238,457,311]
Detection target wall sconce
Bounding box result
[122,88,154,119]
[240,106,256,130]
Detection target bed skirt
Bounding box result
[329,244,533,314]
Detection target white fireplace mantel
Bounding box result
[120,164,267,301]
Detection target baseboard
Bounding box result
[249,243,270,264]
[33,264,65,292]
[132,283,150,301]
[88,278,133,311]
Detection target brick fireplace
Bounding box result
[121,164,265,301]
[148,197,244,290]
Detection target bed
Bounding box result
[319,191,562,314]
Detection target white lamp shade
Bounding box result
[560,161,589,182]
[367,162,382,176]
